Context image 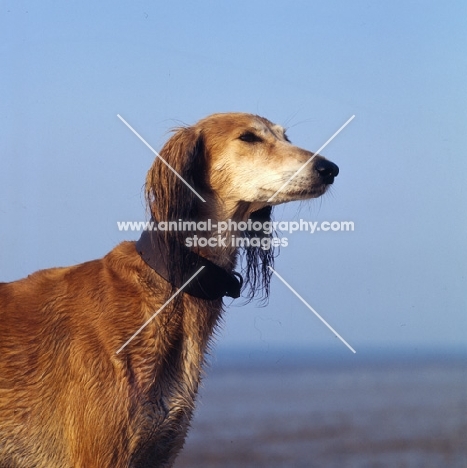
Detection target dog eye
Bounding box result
[239,132,262,143]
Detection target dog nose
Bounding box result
[315,159,339,184]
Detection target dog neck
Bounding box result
[135,227,243,300]
[193,199,268,267]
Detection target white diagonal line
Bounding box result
[268,266,356,353]
[117,114,206,202]
[116,266,205,354]
[267,115,355,203]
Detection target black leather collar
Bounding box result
[135,228,243,301]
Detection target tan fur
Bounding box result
[0,113,338,467]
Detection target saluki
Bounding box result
[0,112,339,467]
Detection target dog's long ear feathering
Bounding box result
[145,126,207,289]
[242,205,276,304]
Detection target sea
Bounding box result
[174,347,466,468]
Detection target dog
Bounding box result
[0,112,339,467]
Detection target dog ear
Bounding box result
[145,127,206,291]
[243,205,275,303]
[247,206,273,240]
[146,126,206,229]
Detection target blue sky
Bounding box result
[1,1,466,354]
